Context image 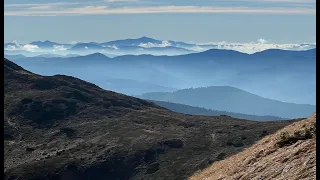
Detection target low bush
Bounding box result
[276,123,316,147]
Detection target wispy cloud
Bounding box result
[53,45,67,51]
[4,0,316,16]
[5,2,82,8]
[139,41,172,48]
[105,0,139,2]
[4,5,315,16]
[4,2,96,13]
[257,38,267,44]
[253,0,315,3]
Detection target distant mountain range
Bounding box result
[7,48,316,105]
[138,86,316,118]
[150,100,286,121]
[30,40,73,49]
[4,37,197,57]
[4,37,316,57]
[4,54,81,59]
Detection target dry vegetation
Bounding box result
[190,113,316,180]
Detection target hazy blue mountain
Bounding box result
[138,86,316,118]
[252,48,316,58]
[4,53,81,59]
[34,54,66,58]
[4,50,48,57]
[69,43,106,51]
[30,40,72,49]
[63,54,82,58]
[102,36,205,50]
[66,40,194,56]
[4,54,26,60]
[101,36,161,46]
[151,100,286,121]
[167,40,195,48]
[148,46,195,53]
[7,48,316,105]
[100,37,198,55]
[111,45,195,56]
[91,77,178,95]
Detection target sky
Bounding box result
[4,0,316,44]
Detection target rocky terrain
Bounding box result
[4,58,298,180]
[190,113,316,180]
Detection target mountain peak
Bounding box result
[198,48,248,57]
[83,52,108,58]
[134,36,159,42]
[32,40,54,43]
[140,36,153,39]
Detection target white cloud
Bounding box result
[23,44,40,51]
[257,38,267,44]
[12,40,20,45]
[7,45,17,51]
[53,45,67,51]
[4,5,315,16]
[105,0,138,2]
[196,41,316,54]
[4,2,90,14]
[5,2,82,8]
[106,45,119,49]
[28,5,53,10]
[253,0,315,3]
[138,41,172,48]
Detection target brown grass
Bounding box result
[189,113,316,180]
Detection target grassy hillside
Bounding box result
[190,113,316,180]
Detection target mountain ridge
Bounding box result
[139,86,316,118]
[150,100,287,121]
[7,47,316,105]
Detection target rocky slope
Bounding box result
[4,58,297,180]
[190,113,316,180]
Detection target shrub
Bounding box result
[276,124,316,147]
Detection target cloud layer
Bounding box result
[196,40,316,53]
[4,0,316,16]
[139,41,171,48]
[4,39,316,54]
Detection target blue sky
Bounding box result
[4,0,316,44]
